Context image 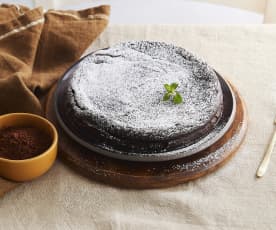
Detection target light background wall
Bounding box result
[34,0,276,23]
[0,0,275,23]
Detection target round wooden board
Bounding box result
[45,82,247,189]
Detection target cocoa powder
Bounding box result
[0,126,52,160]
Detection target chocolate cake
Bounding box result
[62,41,223,153]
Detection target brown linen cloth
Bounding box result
[0,4,110,115]
[0,4,109,196]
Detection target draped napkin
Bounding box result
[0,3,109,196]
[0,4,110,115]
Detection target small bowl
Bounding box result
[0,113,58,182]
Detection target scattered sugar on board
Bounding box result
[166,121,245,173]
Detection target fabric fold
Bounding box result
[0,4,30,22]
[0,5,44,114]
[0,74,42,114]
[0,4,110,115]
[0,7,44,38]
[31,5,110,93]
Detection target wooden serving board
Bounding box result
[0,81,247,194]
[43,82,247,189]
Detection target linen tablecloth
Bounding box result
[1,25,276,230]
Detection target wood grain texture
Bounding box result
[44,82,247,189]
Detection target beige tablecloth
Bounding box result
[1,25,276,230]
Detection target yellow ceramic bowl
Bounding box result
[0,113,58,182]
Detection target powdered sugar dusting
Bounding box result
[169,121,245,172]
[67,41,222,141]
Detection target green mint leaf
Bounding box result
[170,82,179,91]
[173,92,183,104]
[164,84,172,92]
[163,82,183,105]
[163,92,171,101]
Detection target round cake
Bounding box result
[62,41,223,153]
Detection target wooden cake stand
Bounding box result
[45,82,247,189]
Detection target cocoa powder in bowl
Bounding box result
[0,126,52,160]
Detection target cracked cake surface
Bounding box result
[63,41,223,152]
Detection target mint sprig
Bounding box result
[163,82,183,104]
